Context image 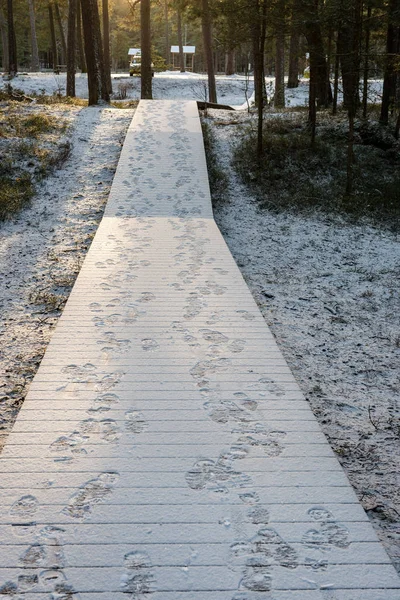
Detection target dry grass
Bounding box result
[0,102,70,221]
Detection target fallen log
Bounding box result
[197,100,235,111]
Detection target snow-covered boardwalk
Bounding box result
[0,100,399,599]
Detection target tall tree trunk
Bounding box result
[332,31,340,115]
[337,2,361,113]
[395,108,400,138]
[380,0,400,125]
[48,3,58,72]
[28,0,40,71]
[252,0,267,158]
[362,3,372,119]
[337,0,362,194]
[54,2,67,64]
[0,6,9,72]
[164,0,170,67]
[7,0,17,77]
[288,30,299,88]
[253,11,262,108]
[102,0,112,95]
[177,8,185,72]
[76,0,86,73]
[225,49,235,75]
[201,0,217,103]
[141,0,152,99]
[81,0,109,104]
[275,6,285,108]
[66,0,76,96]
[309,60,317,141]
[225,10,236,76]
[300,0,332,107]
[346,110,355,195]
[275,34,285,107]
[252,0,267,109]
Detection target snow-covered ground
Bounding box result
[1,71,254,107]
[206,108,399,572]
[0,104,134,444]
[1,71,384,108]
[0,74,397,571]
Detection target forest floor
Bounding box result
[0,73,398,573]
[203,107,400,574]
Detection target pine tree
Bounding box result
[7,0,17,76]
[28,0,40,71]
[81,0,109,104]
[102,0,112,95]
[0,5,9,72]
[201,0,217,103]
[380,0,400,125]
[67,0,77,96]
[141,0,152,99]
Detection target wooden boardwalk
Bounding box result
[0,100,399,599]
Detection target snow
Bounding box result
[0,73,397,571]
[0,104,134,443]
[1,71,384,109]
[206,108,400,572]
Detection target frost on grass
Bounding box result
[0,102,73,220]
[0,105,134,448]
[205,109,400,572]
[232,111,400,228]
